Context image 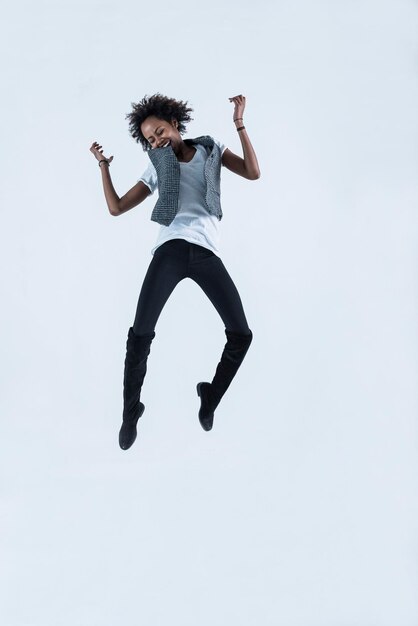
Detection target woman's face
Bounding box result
[141,116,180,149]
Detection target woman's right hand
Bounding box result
[90,141,114,164]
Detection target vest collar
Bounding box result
[147,135,215,160]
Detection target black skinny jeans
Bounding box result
[132,238,251,336]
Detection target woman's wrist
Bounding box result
[234,117,245,132]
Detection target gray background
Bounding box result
[1,0,417,624]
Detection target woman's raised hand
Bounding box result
[90,141,114,164]
[228,95,246,121]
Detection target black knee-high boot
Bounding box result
[119,326,155,450]
[196,329,253,431]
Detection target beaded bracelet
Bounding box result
[99,159,109,167]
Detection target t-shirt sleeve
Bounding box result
[214,138,228,166]
[137,162,158,194]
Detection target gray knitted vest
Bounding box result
[147,135,223,226]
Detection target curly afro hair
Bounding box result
[126,93,194,151]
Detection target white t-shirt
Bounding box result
[138,139,227,257]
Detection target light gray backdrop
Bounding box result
[1,0,417,624]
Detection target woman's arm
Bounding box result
[98,160,151,216]
[90,141,151,216]
[221,95,261,180]
[117,181,152,216]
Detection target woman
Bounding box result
[90,93,260,450]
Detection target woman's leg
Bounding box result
[189,253,253,430]
[120,242,188,449]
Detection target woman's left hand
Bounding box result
[228,94,246,122]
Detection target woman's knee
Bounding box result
[226,327,253,341]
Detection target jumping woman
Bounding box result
[89,93,260,450]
